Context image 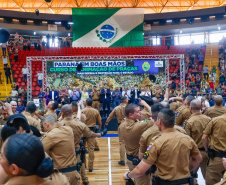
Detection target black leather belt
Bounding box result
[154,176,192,185]
[59,165,77,173]
[199,148,205,151]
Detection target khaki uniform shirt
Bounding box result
[204,105,226,118]
[203,114,226,152]
[119,118,153,158]
[170,102,182,112]
[139,124,186,153]
[143,128,200,181]
[153,88,162,98]
[22,112,41,131]
[45,111,57,120]
[141,107,151,121]
[174,90,184,96]
[41,123,77,169]
[59,117,93,149]
[175,106,191,126]
[215,172,226,185]
[184,112,211,148]
[91,91,100,100]
[108,103,126,124]
[72,112,86,123]
[6,172,69,185]
[82,106,101,127]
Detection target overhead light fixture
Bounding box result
[218,26,221,30]
[34,32,36,35]
[55,22,61,24]
[20,7,25,12]
[35,9,39,16]
[68,22,74,25]
[49,7,54,14]
[166,20,172,23]
[68,33,70,36]
[180,30,182,33]
[143,33,144,35]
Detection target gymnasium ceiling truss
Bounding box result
[0,0,225,14]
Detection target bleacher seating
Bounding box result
[10,45,206,97]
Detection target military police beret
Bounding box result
[140,96,154,106]
[6,114,28,126]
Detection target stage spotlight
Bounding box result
[45,0,52,2]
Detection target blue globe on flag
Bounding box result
[100,25,115,40]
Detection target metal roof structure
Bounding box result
[0,0,225,14]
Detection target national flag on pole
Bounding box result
[72,8,144,47]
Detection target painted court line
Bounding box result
[108,137,112,185]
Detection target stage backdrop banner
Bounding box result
[48,60,159,75]
[72,8,144,47]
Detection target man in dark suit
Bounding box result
[101,84,111,117]
[130,84,141,105]
[49,86,59,101]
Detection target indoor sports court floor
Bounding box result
[86,131,206,185]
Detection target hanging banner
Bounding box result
[48,60,160,75]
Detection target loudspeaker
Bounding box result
[77,63,83,71]
[65,24,71,31]
[187,18,194,25]
[0,29,10,43]
[149,74,156,83]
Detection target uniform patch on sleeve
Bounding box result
[141,120,146,123]
[147,142,154,151]
[175,110,181,117]
[40,134,46,141]
[143,151,149,159]
[182,121,188,129]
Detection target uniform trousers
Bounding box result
[127,160,151,185]
[118,124,125,161]
[94,138,99,148]
[193,150,208,184]
[85,137,95,169]
[205,157,225,185]
[92,101,100,112]
[76,154,88,183]
[64,170,80,185]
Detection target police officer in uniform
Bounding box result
[119,99,153,185]
[71,101,86,123]
[174,85,184,96]
[44,99,58,119]
[60,104,106,184]
[0,134,70,185]
[152,84,162,102]
[82,98,102,172]
[123,108,202,185]
[22,102,41,131]
[204,95,226,118]
[184,99,211,184]
[215,158,226,185]
[139,103,187,161]
[140,96,154,120]
[91,86,101,112]
[202,109,226,185]
[42,115,80,185]
[175,95,195,127]
[106,96,128,166]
